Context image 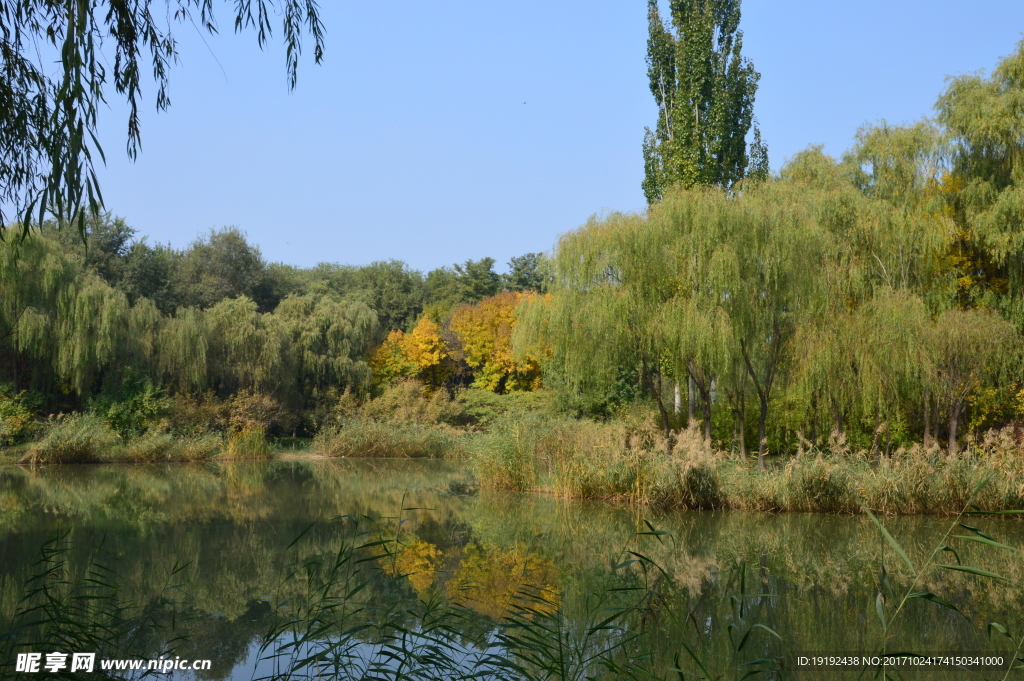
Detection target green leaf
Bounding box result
[936,564,1010,582]
[750,623,782,641]
[937,545,962,566]
[957,523,996,541]
[875,592,887,629]
[862,505,916,575]
[953,534,1018,553]
[987,622,1012,640]
[965,509,1024,516]
[906,591,962,616]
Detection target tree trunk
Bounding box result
[646,367,672,445]
[702,395,712,442]
[871,409,882,464]
[830,397,843,436]
[948,401,962,457]
[674,381,682,416]
[738,410,747,459]
[688,375,695,423]
[923,393,931,448]
[757,396,768,471]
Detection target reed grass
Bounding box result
[224,428,272,459]
[313,418,463,459]
[21,413,225,464]
[471,417,1024,515]
[21,414,118,464]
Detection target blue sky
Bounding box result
[94,0,1023,272]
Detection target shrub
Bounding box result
[0,387,40,445]
[455,388,557,429]
[22,414,119,464]
[171,433,224,461]
[120,430,223,462]
[228,390,286,435]
[360,380,462,425]
[164,392,230,436]
[90,372,168,438]
[121,430,176,461]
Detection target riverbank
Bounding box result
[7,401,1024,516]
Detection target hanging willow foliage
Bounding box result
[0,233,382,414]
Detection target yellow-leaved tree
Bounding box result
[369,317,452,387]
[449,291,542,392]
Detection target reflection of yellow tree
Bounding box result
[381,539,442,595]
[448,543,559,620]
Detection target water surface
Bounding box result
[1,460,1022,679]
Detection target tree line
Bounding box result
[0,218,546,437]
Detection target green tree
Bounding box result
[274,291,378,398]
[174,228,272,310]
[641,0,766,204]
[0,0,324,237]
[347,260,425,332]
[424,258,502,311]
[928,309,1018,456]
[503,253,547,292]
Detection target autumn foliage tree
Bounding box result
[369,317,453,388]
[449,292,542,393]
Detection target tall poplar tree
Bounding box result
[642,0,767,204]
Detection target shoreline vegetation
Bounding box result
[6,379,1024,516]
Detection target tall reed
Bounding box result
[471,417,1024,515]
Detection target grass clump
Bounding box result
[313,418,462,458]
[21,414,119,464]
[22,413,226,464]
[122,429,223,462]
[225,429,271,459]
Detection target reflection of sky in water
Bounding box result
[1,460,1023,681]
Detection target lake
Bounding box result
[1,459,1022,680]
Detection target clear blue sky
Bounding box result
[94,0,1023,273]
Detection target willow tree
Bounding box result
[157,307,208,394]
[641,0,766,204]
[661,298,732,442]
[274,292,379,400]
[648,187,739,443]
[851,291,931,458]
[203,296,290,397]
[0,236,77,392]
[516,211,677,429]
